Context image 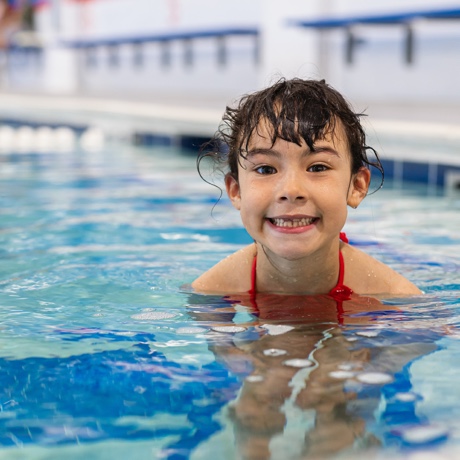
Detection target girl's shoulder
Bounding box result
[191,244,256,294]
[342,243,422,296]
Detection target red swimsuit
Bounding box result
[248,232,353,302]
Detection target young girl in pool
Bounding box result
[192,78,421,298]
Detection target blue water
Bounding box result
[1,141,460,459]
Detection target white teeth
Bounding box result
[271,217,315,227]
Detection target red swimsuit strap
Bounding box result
[328,233,353,300]
[336,250,345,287]
[249,232,352,298]
[339,231,349,244]
[249,254,257,296]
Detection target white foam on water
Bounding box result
[153,340,194,348]
[176,327,208,335]
[338,362,361,371]
[356,330,380,338]
[401,425,449,444]
[261,324,295,336]
[283,358,314,368]
[329,370,356,379]
[263,348,287,357]
[131,312,178,320]
[356,372,394,384]
[246,375,264,383]
[395,392,418,402]
[211,326,246,333]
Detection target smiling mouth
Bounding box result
[268,217,318,228]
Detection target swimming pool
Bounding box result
[0,137,459,459]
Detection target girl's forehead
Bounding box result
[245,117,349,151]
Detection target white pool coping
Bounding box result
[0,92,222,138]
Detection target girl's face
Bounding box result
[225,119,370,262]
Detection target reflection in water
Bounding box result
[188,293,439,459]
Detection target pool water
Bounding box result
[0,141,459,459]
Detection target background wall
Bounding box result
[3,0,460,107]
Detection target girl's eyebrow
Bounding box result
[245,148,282,158]
[246,145,340,158]
[312,145,340,157]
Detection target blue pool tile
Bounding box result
[438,164,460,188]
[402,161,430,183]
[379,160,460,188]
[133,132,173,146]
[380,159,395,179]
[179,135,212,152]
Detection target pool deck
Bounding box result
[1,88,460,134]
[1,89,460,186]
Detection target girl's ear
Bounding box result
[347,167,371,208]
[225,173,241,210]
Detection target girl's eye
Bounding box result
[308,164,329,173]
[255,165,277,175]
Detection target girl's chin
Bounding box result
[259,245,316,262]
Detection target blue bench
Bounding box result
[62,27,259,68]
[62,27,258,48]
[288,7,460,64]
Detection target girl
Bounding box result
[192,78,421,298]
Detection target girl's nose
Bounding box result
[277,172,308,202]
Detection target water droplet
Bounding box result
[283,359,314,368]
[356,372,393,384]
[263,348,287,357]
[246,375,264,383]
[131,312,178,320]
[401,425,449,444]
[329,370,356,379]
[211,326,246,333]
[176,327,208,335]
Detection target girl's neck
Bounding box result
[254,241,341,295]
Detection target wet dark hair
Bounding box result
[198,78,383,190]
